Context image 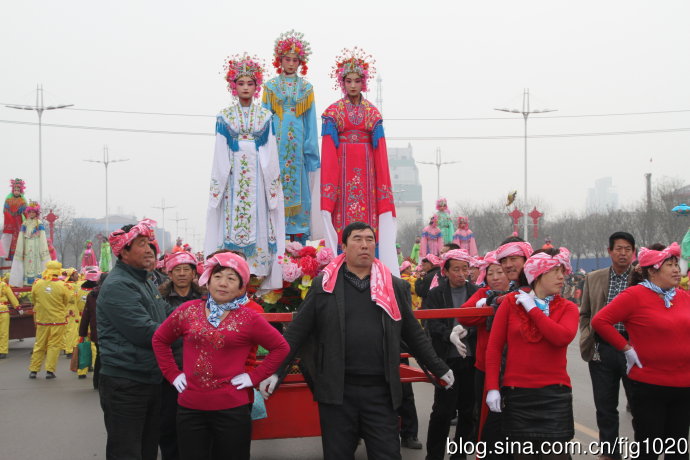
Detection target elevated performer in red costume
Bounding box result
[1,178,27,262]
[320,47,399,275]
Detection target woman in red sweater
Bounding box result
[484,247,578,458]
[153,252,289,460]
[592,242,689,460]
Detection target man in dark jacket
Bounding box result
[97,220,172,460]
[261,222,453,460]
[423,249,479,460]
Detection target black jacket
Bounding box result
[97,260,172,384]
[415,266,440,299]
[279,269,449,410]
[423,278,479,361]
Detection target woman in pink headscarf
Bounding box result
[593,243,690,459]
[484,247,578,459]
[152,252,289,460]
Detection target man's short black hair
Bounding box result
[443,243,460,251]
[342,222,376,245]
[608,232,635,251]
[500,235,525,245]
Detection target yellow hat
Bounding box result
[42,261,63,279]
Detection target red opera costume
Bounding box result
[1,178,28,261]
[320,98,394,238]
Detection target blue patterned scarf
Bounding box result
[640,279,676,308]
[207,294,249,327]
[534,295,555,316]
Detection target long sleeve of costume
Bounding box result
[419,237,428,259]
[423,286,453,343]
[303,102,320,173]
[1,283,19,308]
[319,120,339,215]
[279,281,319,376]
[204,126,232,255]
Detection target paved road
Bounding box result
[0,333,633,460]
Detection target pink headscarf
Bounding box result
[84,269,102,282]
[399,260,412,273]
[638,242,681,269]
[198,252,250,287]
[495,241,533,261]
[165,251,199,273]
[322,253,401,321]
[109,219,158,257]
[476,251,500,285]
[423,253,442,267]
[523,247,573,284]
[441,249,473,277]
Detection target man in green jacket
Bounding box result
[97,219,172,460]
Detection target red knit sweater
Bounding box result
[485,293,578,391]
[460,287,490,372]
[152,299,289,411]
[592,285,690,387]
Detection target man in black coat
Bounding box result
[261,222,453,460]
[423,249,479,460]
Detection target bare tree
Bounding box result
[64,220,98,268]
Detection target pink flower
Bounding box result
[316,247,335,267]
[282,260,303,283]
[286,241,303,257]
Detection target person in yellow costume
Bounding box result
[61,268,80,356]
[29,261,71,379]
[400,261,422,311]
[0,278,21,358]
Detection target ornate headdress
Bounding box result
[436,198,448,212]
[273,30,311,75]
[330,47,376,93]
[9,178,26,193]
[223,54,265,98]
[24,201,40,217]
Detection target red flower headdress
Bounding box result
[10,178,26,193]
[273,30,311,76]
[223,53,265,99]
[330,47,376,93]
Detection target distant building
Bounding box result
[586,177,619,214]
[77,214,172,254]
[388,143,423,225]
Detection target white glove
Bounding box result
[172,373,187,393]
[475,298,487,308]
[449,325,468,358]
[259,374,280,399]
[18,308,24,316]
[231,373,253,390]
[440,370,454,389]
[516,290,537,312]
[486,389,502,413]
[624,347,643,374]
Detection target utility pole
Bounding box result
[495,89,557,241]
[5,85,73,203]
[172,213,188,242]
[152,199,176,254]
[416,148,460,199]
[84,146,129,235]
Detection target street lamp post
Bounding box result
[152,199,176,255]
[416,147,460,199]
[5,85,73,203]
[495,89,557,241]
[84,146,129,236]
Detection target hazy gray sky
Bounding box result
[2,0,688,249]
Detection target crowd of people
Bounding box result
[2,26,690,460]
